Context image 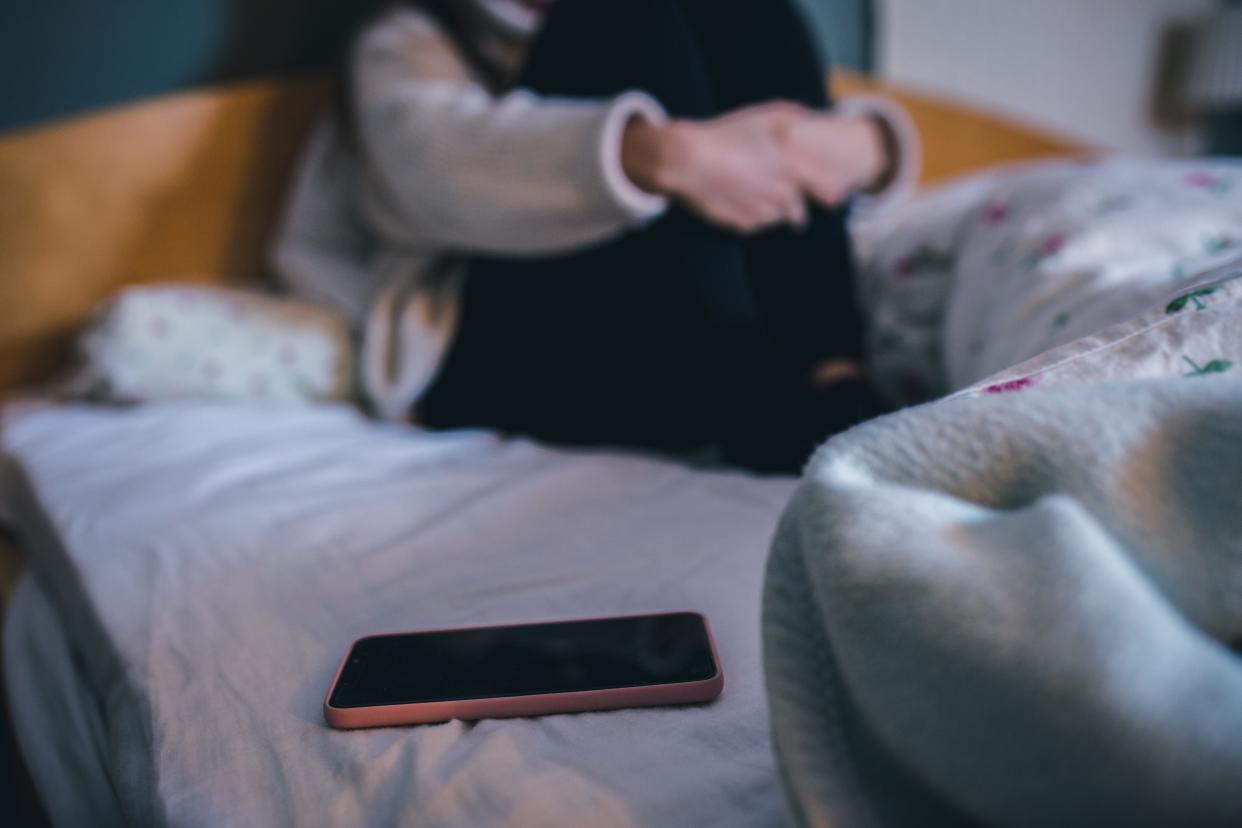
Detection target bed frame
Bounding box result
[0,27,1083,827]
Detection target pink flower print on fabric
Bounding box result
[983,376,1036,394]
[148,316,171,339]
[1039,234,1066,256]
[1185,171,1233,194]
[278,344,299,366]
[982,198,1008,226]
[1095,194,1132,216]
[1024,233,1067,269]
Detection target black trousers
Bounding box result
[419,0,866,464]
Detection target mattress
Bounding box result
[5,574,128,827]
[0,402,796,827]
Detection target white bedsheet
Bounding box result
[0,403,796,827]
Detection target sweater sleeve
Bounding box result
[834,93,923,213]
[352,9,668,256]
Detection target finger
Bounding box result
[758,182,806,231]
[738,204,776,235]
[789,200,808,230]
[798,166,848,207]
[760,100,810,133]
[755,200,790,233]
[710,200,763,235]
[783,189,809,229]
[735,210,768,235]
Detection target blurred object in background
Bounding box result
[877,0,1219,155]
[1180,2,1242,153]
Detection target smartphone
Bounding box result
[324,611,723,728]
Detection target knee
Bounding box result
[538,0,665,39]
[521,0,707,105]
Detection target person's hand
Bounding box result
[622,103,892,234]
[782,111,890,205]
[622,102,810,234]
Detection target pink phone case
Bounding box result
[323,611,724,729]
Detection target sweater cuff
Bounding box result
[835,94,922,212]
[599,91,670,222]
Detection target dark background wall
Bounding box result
[1209,0,1242,153]
[0,0,873,135]
[0,0,382,133]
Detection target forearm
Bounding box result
[619,117,697,199]
[353,10,671,255]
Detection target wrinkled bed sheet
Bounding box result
[1,404,795,827]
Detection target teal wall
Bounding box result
[0,0,873,134]
[795,0,874,75]
[0,0,378,133]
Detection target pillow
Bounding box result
[855,158,1242,405]
[73,284,353,404]
[955,259,1242,398]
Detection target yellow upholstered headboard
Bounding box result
[0,76,331,395]
[0,72,1087,399]
[833,72,1087,185]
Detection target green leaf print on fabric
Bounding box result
[990,242,1014,267]
[1053,311,1071,328]
[1095,194,1133,216]
[1165,287,1217,313]
[896,247,955,278]
[1183,356,1233,377]
[1203,233,1236,256]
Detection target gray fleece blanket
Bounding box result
[763,378,1242,827]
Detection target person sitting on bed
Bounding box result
[272,0,919,472]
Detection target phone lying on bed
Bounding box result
[324,611,723,728]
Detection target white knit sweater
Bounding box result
[270,4,919,419]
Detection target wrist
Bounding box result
[621,117,690,198]
[843,113,893,193]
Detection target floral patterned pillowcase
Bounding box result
[955,258,1242,399]
[855,158,1242,406]
[73,285,354,404]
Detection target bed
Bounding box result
[3,402,802,826]
[0,3,1121,826]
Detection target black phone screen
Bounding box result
[328,612,717,708]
